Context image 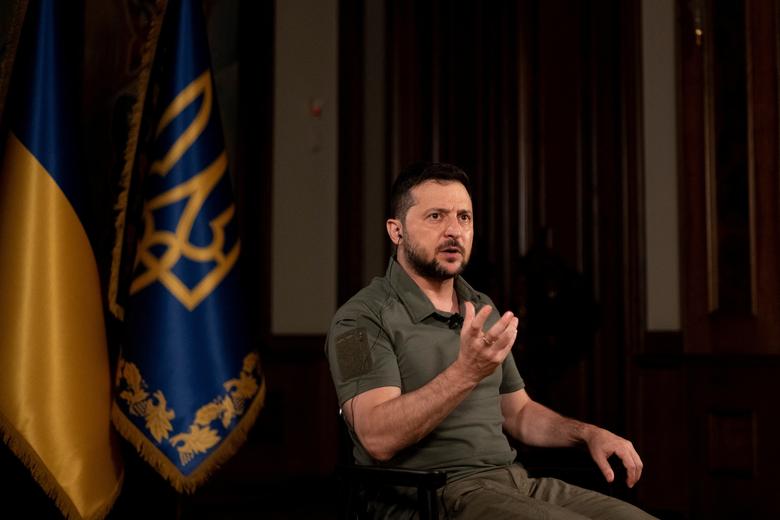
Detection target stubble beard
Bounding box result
[403,237,468,282]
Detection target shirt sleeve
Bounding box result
[499,352,525,394]
[325,308,402,407]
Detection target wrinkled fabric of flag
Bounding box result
[112,0,264,492]
[0,1,123,519]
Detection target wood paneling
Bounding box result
[706,410,755,475]
[244,335,340,479]
[680,0,780,355]
[638,4,780,515]
[637,335,780,516]
[385,0,434,177]
[688,358,780,517]
[750,0,780,351]
[634,359,689,515]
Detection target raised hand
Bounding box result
[457,301,519,384]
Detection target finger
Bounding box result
[625,448,643,487]
[633,451,644,484]
[470,305,493,336]
[507,317,519,345]
[622,443,642,487]
[593,452,614,483]
[492,316,519,350]
[495,333,517,361]
[618,450,637,488]
[485,311,515,342]
[615,442,644,488]
[504,316,519,338]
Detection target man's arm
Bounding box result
[501,389,644,487]
[343,301,518,461]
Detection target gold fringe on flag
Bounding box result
[112,378,265,493]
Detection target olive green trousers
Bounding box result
[438,465,658,520]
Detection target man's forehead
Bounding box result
[409,180,472,209]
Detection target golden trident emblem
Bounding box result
[130,70,240,310]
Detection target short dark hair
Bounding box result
[389,162,472,221]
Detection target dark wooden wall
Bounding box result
[633,1,780,517]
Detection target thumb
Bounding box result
[593,453,614,483]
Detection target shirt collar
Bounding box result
[386,256,481,323]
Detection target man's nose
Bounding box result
[444,215,463,237]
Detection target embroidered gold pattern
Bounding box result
[146,391,176,442]
[169,425,221,466]
[116,353,261,466]
[169,352,261,465]
[129,70,240,311]
[116,357,175,443]
[149,70,212,177]
[223,352,260,413]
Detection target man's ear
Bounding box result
[386,218,403,245]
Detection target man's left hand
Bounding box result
[583,427,644,488]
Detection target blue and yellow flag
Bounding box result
[0,1,123,519]
[112,0,264,491]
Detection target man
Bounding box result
[326,162,656,519]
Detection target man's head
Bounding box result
[386,162,474,281]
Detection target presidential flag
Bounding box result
[112,0,265,491]
[0,1,123,519]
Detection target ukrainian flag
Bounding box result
[0,1,123,519]
[112,0,265,491]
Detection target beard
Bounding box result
[403,237,468,281]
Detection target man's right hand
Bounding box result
[456,302,518,384]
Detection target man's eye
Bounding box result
[429,213,440,220]
[459,214,472,222]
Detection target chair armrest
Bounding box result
[339,464,447,490]
[339,465,447,520]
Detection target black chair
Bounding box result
[337,410,447,520]
[336,415,623,519]
[340,464,447,520]
[339,445,627,519]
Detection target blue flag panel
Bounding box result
[112,0,264,490]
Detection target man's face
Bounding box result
[397,180,474,281]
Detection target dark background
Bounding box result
[1,0,779,518]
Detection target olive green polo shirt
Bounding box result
[326,257,525,480]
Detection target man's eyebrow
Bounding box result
[424,207,472,213]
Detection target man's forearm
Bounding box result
[352,360,477,461]
[508,399,596,448]
[503,394,645,487]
